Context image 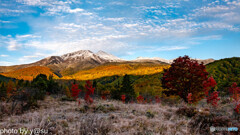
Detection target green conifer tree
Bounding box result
[120,74,136,102]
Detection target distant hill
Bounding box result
[62,62,170,80]
[0,66,59,81]
[206,57,240,94]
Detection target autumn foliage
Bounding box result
[63,63,170,80]
[121,95,126,103]
[187,93,193,104]
[229,82,240,102]
[207,91,220,107]
[155,96,161,103]
[162,55,210,103]
[229,82,240,114]
[137,95,144,103]
[0,66,58,81]
[84,80,95,104]
[71,83,81,99]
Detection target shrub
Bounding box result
[84,80,95,104]
[229,82,240,102]
[145,110,154,119]
[61,96,75,101]
[137,95,144,103]
[64,86,71,98]
[31,74,48,100]
[176,106,198,118]
[189,113,231,134]
[162,55,210,103]
[121,95,126,103]
[187,93,193,104]
[206,91,220,107]
[155,96,161,103]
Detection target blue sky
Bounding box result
[0,0,240,65]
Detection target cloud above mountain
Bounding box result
[0,0,240,65]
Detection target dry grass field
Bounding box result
[0,96,239,135]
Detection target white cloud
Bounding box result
[18,52,50,63]
[68,8,84,13]
[0,55,9,57]
[124,24,138,28]
[7,40,20,51]
[0,20,11,23]
[104,17,124,22]
[155,46,189,51]
[0,61,13,66]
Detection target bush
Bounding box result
[61,96,75,101]
[176,106,198,118]
[189,112,231,134]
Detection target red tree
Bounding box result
[229,82,240,102]
[234,103,240,114]
[207,91,220,107]
[71,83,81,105]
[229,82,240,114]
[162,55,210,103]
[84,80,95,104]
[137,95,144,103]
[71,83,81,99]
[155,96,161,103]
[187,93,193,104]
[121,95,126,103]
[203,76,217,96]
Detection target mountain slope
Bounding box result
[62,62,170,80]
[0,66,59,81]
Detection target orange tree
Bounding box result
[162,55,210,103]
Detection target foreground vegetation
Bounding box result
[0,56,240,134]
[0,96,239,135]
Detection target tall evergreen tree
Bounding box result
[120,74,136,102]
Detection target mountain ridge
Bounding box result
[0,50,215,76]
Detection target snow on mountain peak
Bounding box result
[61,50,95,60]
[134,57,171,63]
[96,50,125,62]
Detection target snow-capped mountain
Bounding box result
[132,57,214,65]
[132,57,172,64]
[0,49,215,74]
[60,50,105,64]
[96,50,125,62]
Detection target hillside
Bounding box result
[62,62,170,80]
[0,74,15,82]
[0,66,59,81]
[206,57,240,94]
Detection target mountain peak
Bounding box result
[60,50,95,60]
[96,50,125,62]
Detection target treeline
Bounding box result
[0,74,62,115]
